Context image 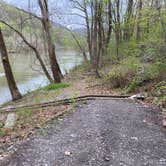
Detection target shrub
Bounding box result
[106,70,129,88]
[127,77,142,93]
[139,41,166,63]
[144,62,166,81]
[105,57,141,89]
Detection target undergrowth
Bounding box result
[103,40,166,107]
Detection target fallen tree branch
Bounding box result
[0,95,130,113]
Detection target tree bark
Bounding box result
[105,0,113,50]
[83,0,93,63]
[136,0,143,41]
[123,0,133,41]
[92,0,99,76]
[0,28,22,101]
[38,0,62,83]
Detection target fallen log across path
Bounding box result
[0,95,131,113]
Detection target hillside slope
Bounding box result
[0,0,75,51]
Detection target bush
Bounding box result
[144,62,166,81]
[139,41,166,63]
[105,70,129,88]
[104,57,140,88]
[104,52,166,95]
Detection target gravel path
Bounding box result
[2,99,166,166]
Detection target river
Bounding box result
[0,50,83,105]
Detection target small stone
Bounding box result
[70,134,77,138]
[104,157,110,161]
[162,120,166,127]
[131,137,138,141]
[64,151,72,156]
[129,94,145,100]
[4,113,18,129]
[35,125,41,129]
[10,133,19,139]
[58,118,63,121]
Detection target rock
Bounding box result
[163,112,166,127]
[64,151,72,156]
[163,120,166,127]
[131,137,138,141]
[129,94,145,100]
[4,113,17,129]
[10,133,19,139]
[104,157,110,161]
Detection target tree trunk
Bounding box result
[83,0,93,63]
[38,0,62,83]
[136,0,143,41]
[65,27,88,62]
[105,0,113,50]
[156,0,166,47]
[0,28,22,101]
[113,0,121,60]
[92,0,100,77]
[123,0,133,41]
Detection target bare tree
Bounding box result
[65,27,88,62]
[70,0,114,76]
[38,0,62,83]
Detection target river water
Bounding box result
[0,50,83,105]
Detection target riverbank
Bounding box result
[1,60,165,113]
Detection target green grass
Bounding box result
[44,83,70,91]
[0,122,5,136]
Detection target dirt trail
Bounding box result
[2,99,166,166]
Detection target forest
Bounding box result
[0,0,166,165]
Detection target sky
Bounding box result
[3,0,85,29]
